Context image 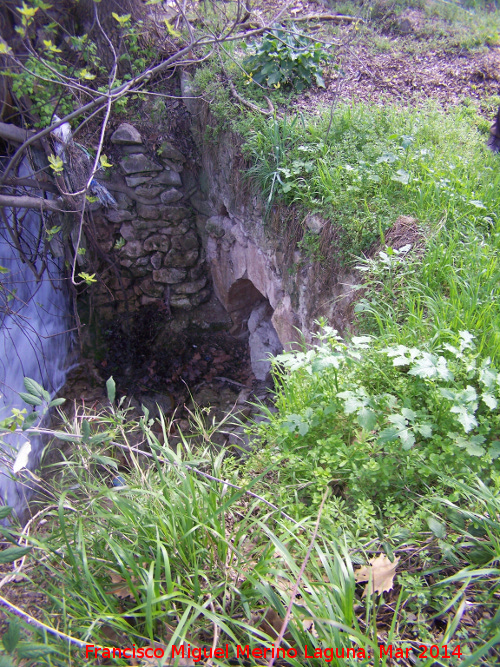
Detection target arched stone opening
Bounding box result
[226,278,283,381]
[226,278,265,335]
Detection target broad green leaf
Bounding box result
[399,430,415,450]
[298,423,309,436]
[378,426,398,443]
[53,432,81,442]
[0,546,31,564]
[451,405,477,433]
[92,454,118,470]
[48,397,66,408]
[106,376,116,403]
[22,412,38,430]
[311,355,340,372]
[387,413,407,429]
[427,517,446,539]
[489,441,500,459]
[455,435,485,456]
[409,353,453,380]
[89,432,110,445]
[482,392,497,409]
[391,169,410,185]
[401,408,416,421]
[23,377,45,397]
[416,423,433,438]
[18,392,42,406]
[2,621,20,654]
[357,408,377,431]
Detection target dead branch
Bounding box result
[288,14,363,23]
[227,78,274,116]
[0,122,39,146]
[0,194,61,212]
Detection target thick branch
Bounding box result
[0,122,39,146]
[0,194,61,212]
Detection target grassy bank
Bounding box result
[242,102,500,361]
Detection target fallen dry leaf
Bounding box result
[355,553,400,597]
[106,572,136,599]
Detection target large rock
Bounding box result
[114,191,134,210]
[111,123,142,145]
[128,219,163,234]
[152,267,187,283]
[190,288,211,307]
[304,213,326,235]
[144,234,170,253]
[170,294,192,309]
[160,206,191,223]
[150,252,163,270]
[139,278,165,298]
[164,248,198,267]
[134,185,164,199]
[158,141,186,162]
[171,231,198,252]
[172,277,207,294]
[248,302,283,380]
[120,241,146,259]
[206,216,227,238]
[160,188,183,204]
[104,209,134,223]
[129,256,150,277]
[125,174,154,187]
[120,154,162,174]
[136,203,160,220]
[152,169,182,187]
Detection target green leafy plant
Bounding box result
[243,25,330,92]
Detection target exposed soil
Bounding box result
[99,306,252,401]
[255,0,500,115]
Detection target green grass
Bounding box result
[241,101,500,362]
[1,388,499,664]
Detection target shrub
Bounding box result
[250,326,500,514]
[243,25,330,92]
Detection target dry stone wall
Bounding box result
[90,122,210,316]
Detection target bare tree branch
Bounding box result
[0,194,61,212]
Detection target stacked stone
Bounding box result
[93,123,210,314]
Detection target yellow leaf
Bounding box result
[42,39,62,53]
[17,3,38,19]
[48,154,64,174]
[78,68,96,80]
[99,154,113,168]
[164,20,181,38]
[78,272,97,285]
[112,12,131,26]
[0,42,12,55]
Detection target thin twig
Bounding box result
[266,488,329,667]
[286,14,363,23]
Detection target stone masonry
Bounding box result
[90,122,210,315]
